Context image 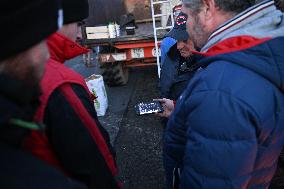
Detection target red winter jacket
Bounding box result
[23,33,120,189]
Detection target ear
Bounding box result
[187,39,196,50]
[202,0,216,20]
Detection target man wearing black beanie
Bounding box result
[22,0,121,188]
[0,0,87,189]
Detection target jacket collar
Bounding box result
[201,0,280,52]
[47,32,89,63]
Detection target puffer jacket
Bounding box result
[164,1,284,189]
[160,45,196,101]
[160,37,176,66]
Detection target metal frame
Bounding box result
[150,0,175,77]
[98,40,161,68]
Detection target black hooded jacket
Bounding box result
[0,74,87,189]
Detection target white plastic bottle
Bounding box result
[115,22,120,37]
[108,22,115,38]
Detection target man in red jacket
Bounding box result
[23,0,120,188]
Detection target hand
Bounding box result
[154,98,174,118]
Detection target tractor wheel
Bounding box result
[101,62,129,87]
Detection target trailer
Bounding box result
[81,23,166,86]
[81,0,180,86]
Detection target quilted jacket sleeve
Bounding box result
[160,55,176,98]
[180,90,258,189]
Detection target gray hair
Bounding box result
[182,0,259,14]
[275,0,284,11]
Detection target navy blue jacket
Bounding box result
[160,45,195,100]
[164,36,284,189]
[160,37,176,66]
[164,2,284,187]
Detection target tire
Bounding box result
[101,62,129,87]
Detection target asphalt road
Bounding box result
[66,56,137,144]
[66,56,165,188]
[66,56,284,189]
[114,67,165,189]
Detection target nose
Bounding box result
[177,42,183,50]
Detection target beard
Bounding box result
[4,58,42,88]
[0,59,42,122]
[20,66,42,91]
[0,42,48,120]
[0,51,44,98]
[188,14,211,51]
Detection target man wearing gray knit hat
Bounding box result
[0,0,87,189]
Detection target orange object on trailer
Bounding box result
[81,23,165,87]
[81,0,180,87]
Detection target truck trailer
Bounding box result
[81,0,181,86]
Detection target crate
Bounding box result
[86,26,109,39]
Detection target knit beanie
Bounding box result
[0,0,61,61]
[62,0,89,24]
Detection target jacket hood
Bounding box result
[202,0,284,52]
[193,0,284,93]
[197,36,284,94]
[47,32,89,63]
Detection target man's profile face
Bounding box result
[181,4,210,50]
[2,41,49,87]
[27,41,50,82]
[59,22,80,42]
[177,39,195,58]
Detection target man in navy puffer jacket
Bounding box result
[162,0,284,188]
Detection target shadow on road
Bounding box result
[115,67,165,189]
